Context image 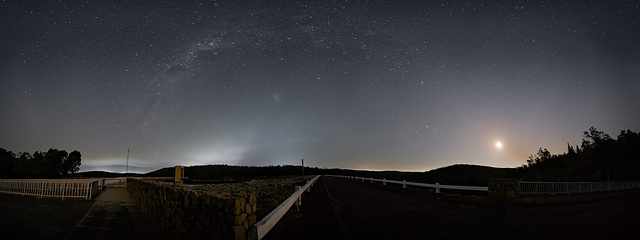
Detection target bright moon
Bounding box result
[496,141,503,148]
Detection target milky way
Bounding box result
[1,1,639,173]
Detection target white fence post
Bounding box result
[579,184,582,194]
[254,175,320,240]
[436,182,440,193]
[383,178,386,186]
[402,180,406,189]
[295,186,302,207]
[370,177,373,183]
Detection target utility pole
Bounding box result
[126,149,130,173]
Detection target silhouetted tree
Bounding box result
[64,150,82,176]
[0,148,82,178]
[0,148,16,178]
[581,126,612,149]
[526,148,552,166]
[522,127,640,181]
[16,152,31,178]
[43,149,67,177]
[567,143,576,155]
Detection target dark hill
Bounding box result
[77,171,143,178]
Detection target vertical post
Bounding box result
[302,159,305,182]
[174,166,183,187]
[295,186,302,209]
[370,177,373,183]
[436,182,440,193]
[383,178,386,186]
[126,149,130,173]
[403,180,406,189]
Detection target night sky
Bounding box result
[1,1,639,173]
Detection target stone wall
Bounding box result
[127,178,257,240]
[488,178,520,198]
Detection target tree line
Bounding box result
[517,127,640,181]
[0,148,82,178]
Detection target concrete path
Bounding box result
[0,193,94,240]
[66,188,169,240]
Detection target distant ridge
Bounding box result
[77,171,143,178]
[74,127,640,185]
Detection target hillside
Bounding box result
[78,127,640,185]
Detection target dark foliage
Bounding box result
[517,127,640,181]
[0,148,82,178]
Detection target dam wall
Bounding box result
[127,178,257,240]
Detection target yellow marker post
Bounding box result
[174,165,184,187]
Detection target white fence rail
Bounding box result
[0,179,101,199]
[334,175,488,193]
[99,178,127,188]
[250,175,321,240]
[519,181,640,195]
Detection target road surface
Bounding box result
[265,176,640,239]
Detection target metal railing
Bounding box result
[100,178,127,188]
[0,179,101,199]
[250,175,321,240]
[519,181,640,195]
[333,175,488,193]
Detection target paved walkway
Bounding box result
[66,188,168,240]
[265,176,640,240]
[0,193,94,240]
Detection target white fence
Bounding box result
[0,179,101,199]
[519,181,640,195]
[250,175,321,240]
[335,175,488,193]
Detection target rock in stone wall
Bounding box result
[127,178,257,240]
[488,178,520,198]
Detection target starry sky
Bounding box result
[1,1,639,173]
